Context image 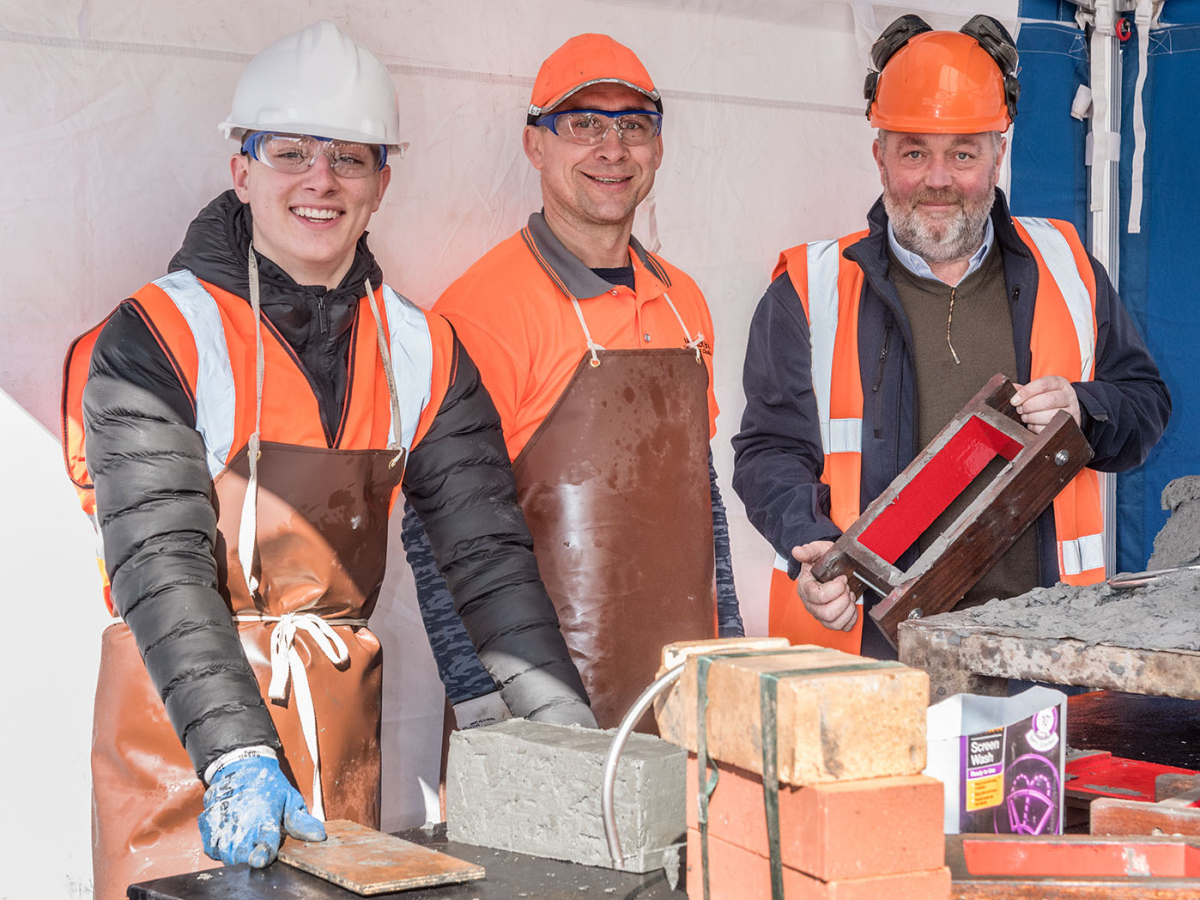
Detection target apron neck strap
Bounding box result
[239,244,266,601]
[569,285,705,366]
[362,280,405,464]
[662,291,705,363]
[569,296,602,368]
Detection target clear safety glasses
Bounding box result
[242,132,387,177]
[533,109,663,146]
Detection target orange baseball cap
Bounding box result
[527,33,661,122]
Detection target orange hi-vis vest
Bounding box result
[767,217,1105,653]
[62,269,453,613]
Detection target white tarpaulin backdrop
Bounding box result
[1,2,1016,896]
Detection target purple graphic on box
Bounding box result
[959,706,1063,834]
[999,752,1061,834]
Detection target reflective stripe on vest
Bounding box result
[153,271,237,477]
[792,235,866,531]
[1013,217,1104,583]
[806,239,857,454]
[154,273,432,475]
[1018,217,1095,382]
[792,216,1103,585]
[380,285,433,453]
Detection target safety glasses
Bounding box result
[241,132,387,177]
[533,109,663,146]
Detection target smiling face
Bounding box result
[874,131,1004,264]
[523,82,663,264]
[231,148,391,288]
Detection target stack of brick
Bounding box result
[654,640,951,899]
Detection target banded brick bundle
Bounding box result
[653,640,950,900]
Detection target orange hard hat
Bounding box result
[527,33,660,123]
[867,20,1017,133]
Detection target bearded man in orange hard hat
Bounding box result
[733,15,1170,658]
[62,21,592,897]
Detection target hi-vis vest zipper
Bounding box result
[769,217,1104,654]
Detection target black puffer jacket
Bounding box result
[83,191,592,779]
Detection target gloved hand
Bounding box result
[197,756,326,867]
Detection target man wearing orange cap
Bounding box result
[402,33,742,731]
[733,15,1169,658]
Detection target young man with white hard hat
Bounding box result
[63,21,592,897]
[733,15,1170,658]
[402,33,743,733]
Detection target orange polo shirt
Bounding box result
[436,212,719,461]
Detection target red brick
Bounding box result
[687,827,950,900]
[687,755,944,881]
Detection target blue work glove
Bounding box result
[197,756,326,867]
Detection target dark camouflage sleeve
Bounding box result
[711,452,744,637]
[400,501,498,704]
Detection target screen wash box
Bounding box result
[924,686,1067,834]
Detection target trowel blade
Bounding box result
[1107,563,1200,590]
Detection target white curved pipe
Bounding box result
[601,663,686,869]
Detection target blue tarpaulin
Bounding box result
[1013,2,1200,571]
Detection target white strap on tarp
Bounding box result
[1127,0,1153,233]
[234,612,368,820]
[1086,1,1119,215]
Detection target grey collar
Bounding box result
[521,211,669,300]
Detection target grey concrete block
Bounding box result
[445,718,685,873]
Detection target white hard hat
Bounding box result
[219,21,401,148]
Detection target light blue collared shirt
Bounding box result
[887,217,994,284]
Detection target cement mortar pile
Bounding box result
[934,475,1200,652]
[948,572,1200,652]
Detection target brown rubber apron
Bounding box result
[90,441,401,900]
[513,346,715,729]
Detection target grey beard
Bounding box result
[884,191,994,264]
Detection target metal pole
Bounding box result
[1087,0,1123,577]
[601,663,685,869]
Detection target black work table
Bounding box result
[127,824,686,900]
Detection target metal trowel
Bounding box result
[1107,563,1200,590]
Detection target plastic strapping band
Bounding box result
[694,647,823,899]
[756,659,906,898]
[697,654,717,900]
[759,671,785,899]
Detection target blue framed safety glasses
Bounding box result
[241,132,388,177]
[533,109,663,146]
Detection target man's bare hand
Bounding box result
[791,541,857,632]
[1011,376,1081,433]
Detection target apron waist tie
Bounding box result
[233,612,368,820]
